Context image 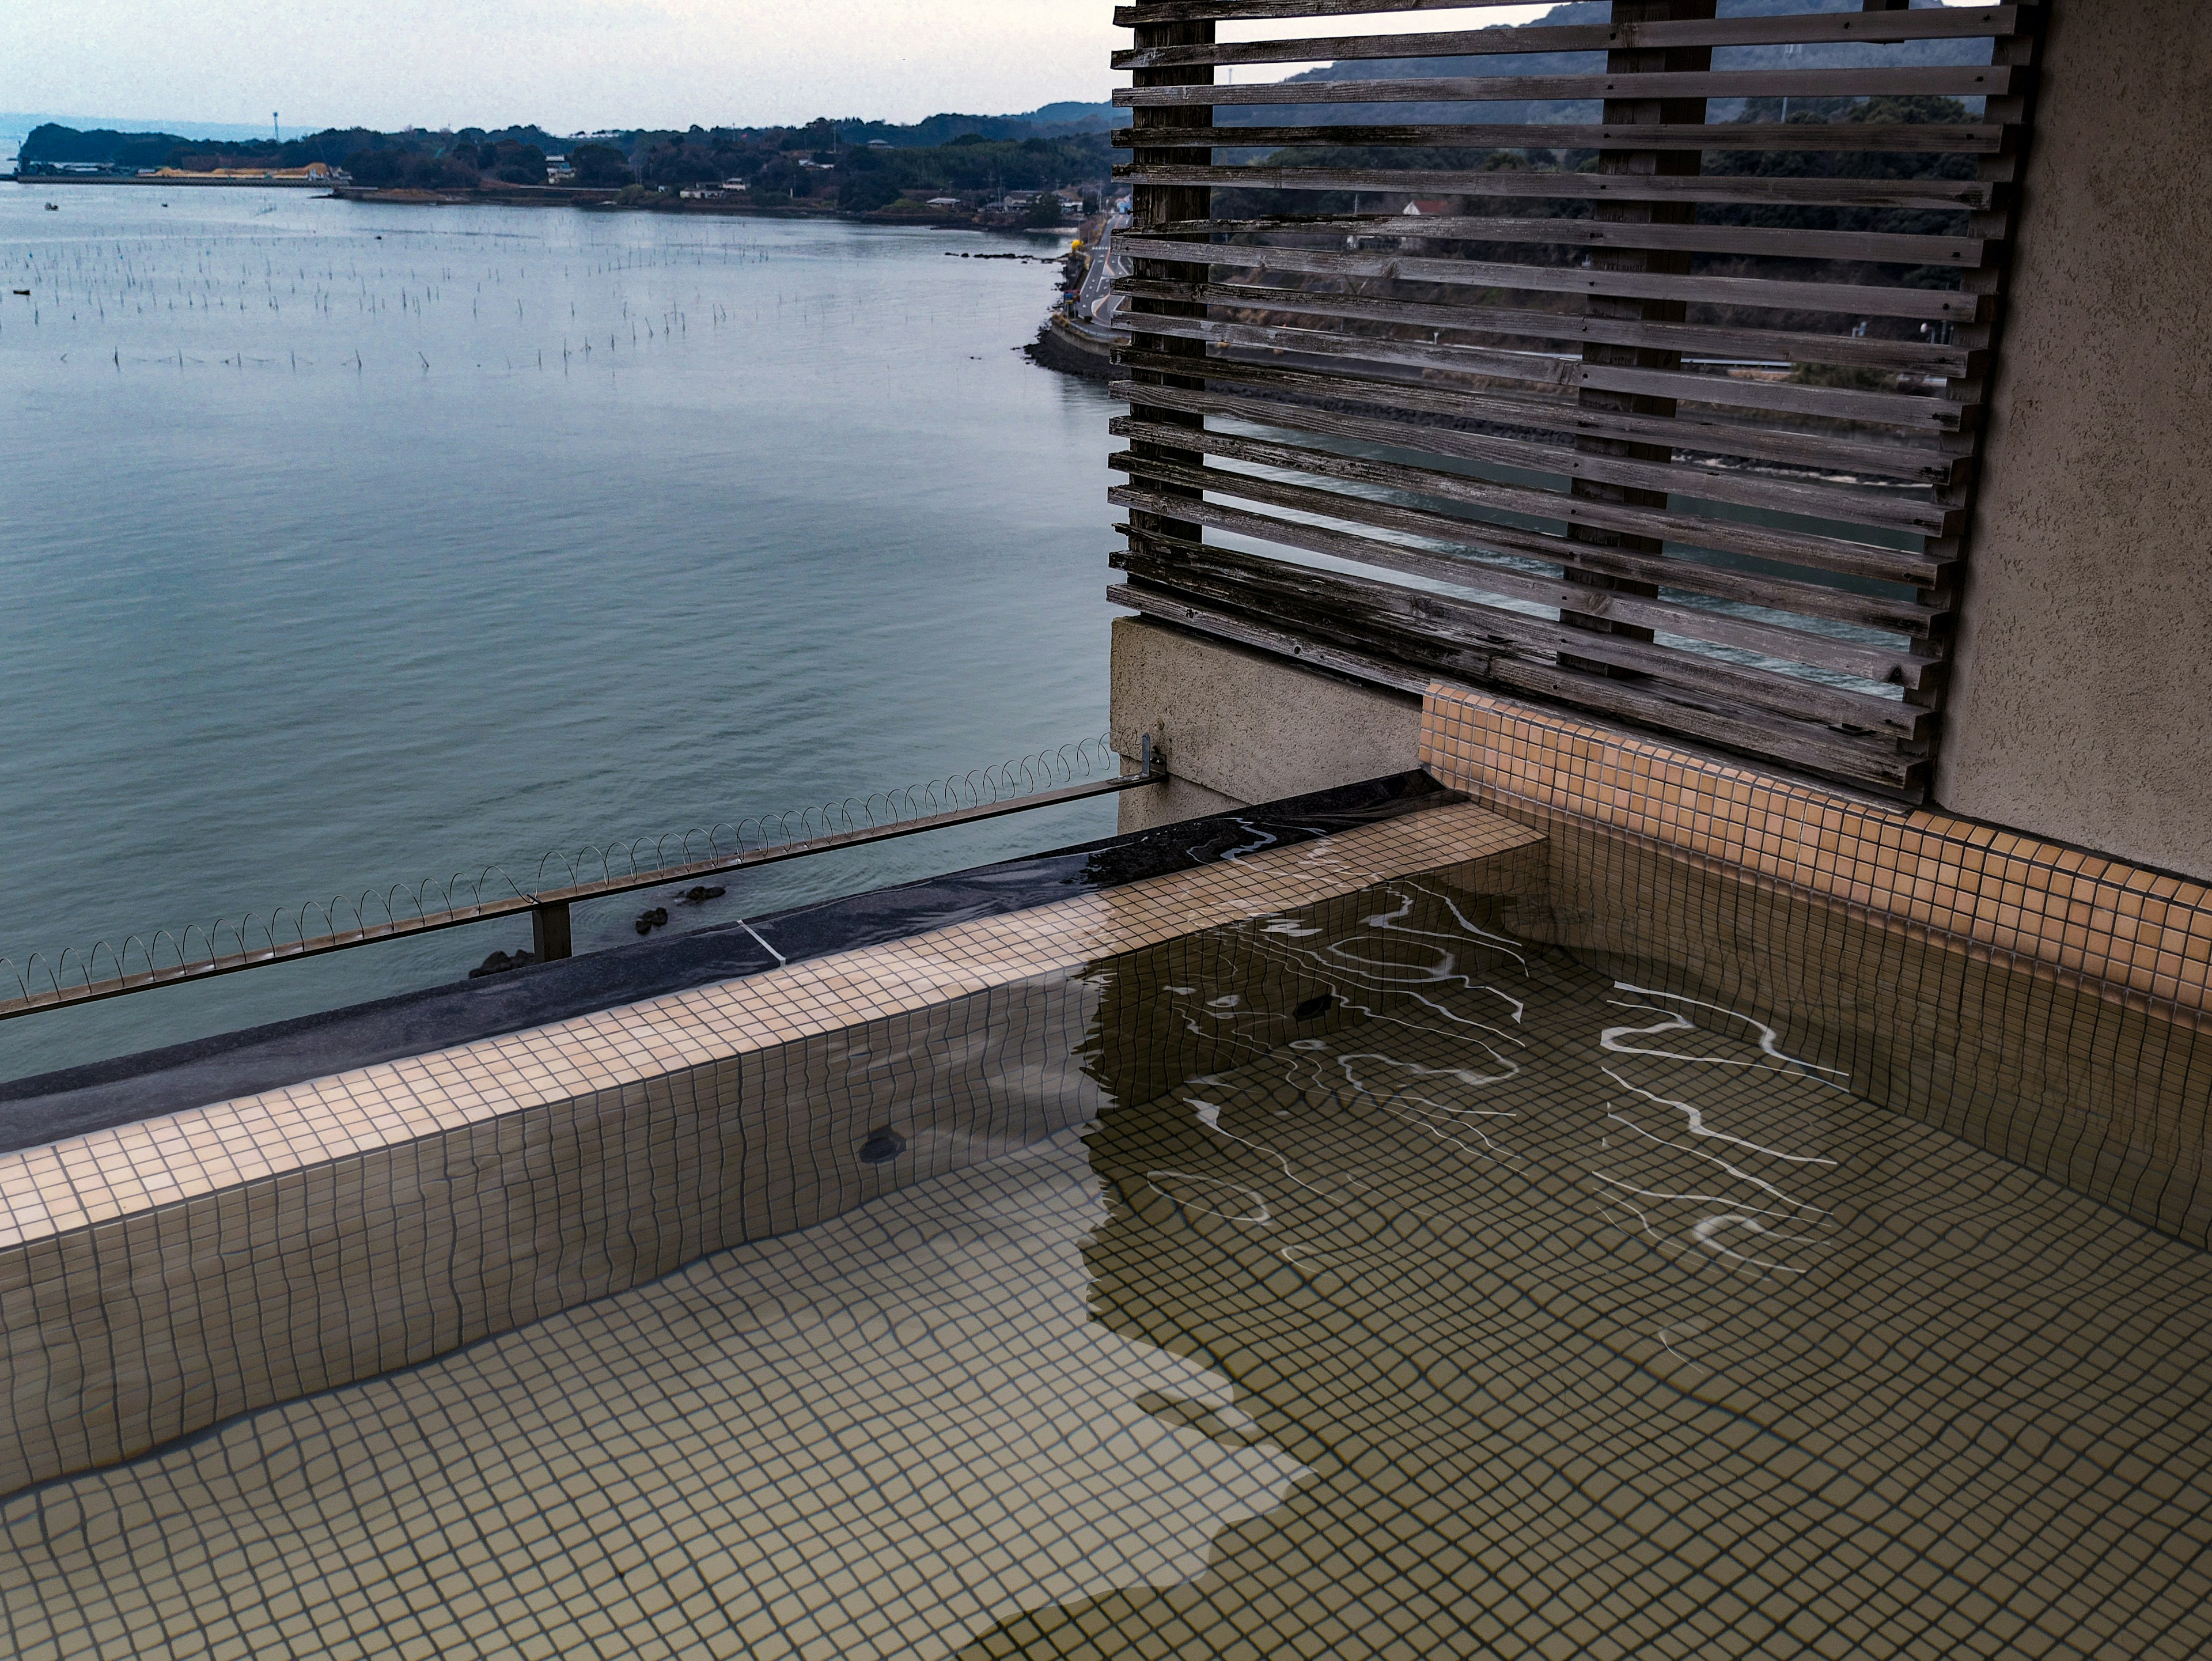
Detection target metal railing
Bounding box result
[0,736,1164,1024]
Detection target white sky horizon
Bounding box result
[2,1,1993,138]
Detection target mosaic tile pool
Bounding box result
[5,841,2210,1659]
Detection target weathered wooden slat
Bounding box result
[1112,581,1435,693]
[1107,575,1921,793]
[1112,275,1976,380]
[1561,0,1717,696]
[1110,355,1959,486]
[1110,444,1938,600]
[1114,7,2017,70]
[1585,357,1966,430]
[1111,534,1926,739]
[1114,66,2016,108]
[1118,0,1673,24]
[1122,311,1969,432]
[1125,9,1218,552]
[1100,0,2040,795]
[1109,358,1960,485]
[1112,395,1953,539]
[1113,122,2010,154]
[1106,482,1940,654]
[1110,448,1927,608]
[1143,213,1987,267]
[1107,443,1938,680]
[1110,482,1946,667]
[1116,162,1997,213]
[1116,236,1985,322]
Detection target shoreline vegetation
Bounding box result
[12,114,1116,234]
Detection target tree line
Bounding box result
[20,120,1112,212]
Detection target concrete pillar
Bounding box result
[1937,0,2212,879]
[1109,618,1423,831]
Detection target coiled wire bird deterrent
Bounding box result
[0,735,1137,1020]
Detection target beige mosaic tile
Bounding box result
[0,805,1542,1497]
[1421,683,2212,1024]
[0,1133,1310,1661]
[11,872,2210,1661]
[1420,682,2212,1251]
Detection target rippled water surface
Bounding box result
[0,187,1118,1078]
[10,869,2210,1659]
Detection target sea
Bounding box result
[0,186,1124,1081]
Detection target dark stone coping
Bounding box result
[0,772,1456,1156]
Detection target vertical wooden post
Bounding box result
[532,902,573,963]
[1561,0,1718,678]
[1126,11,1214,554]
[1914,2,2043,784]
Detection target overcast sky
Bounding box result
[2,1,1983,137]
[0,0,1137,134]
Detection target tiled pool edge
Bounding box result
[0,806,1543,1499]
[1421,682,2212,1248]
[1422,684,2212,1026]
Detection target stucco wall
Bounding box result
[1937,0,2212,879]
[1109,617,1423,830]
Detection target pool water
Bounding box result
[5,873,2209,1660]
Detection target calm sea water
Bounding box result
[0,187,1123,1081]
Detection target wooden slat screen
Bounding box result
[1106,0,2042,798]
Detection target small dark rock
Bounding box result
[469,949,539,979]
[858,1129,907,1166]
[1293,994,1334,1023]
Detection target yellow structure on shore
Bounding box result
[143,162,343,183]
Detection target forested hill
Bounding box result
[18,123,566,172]
[17,102,1124,172]
[824,103,1123,147]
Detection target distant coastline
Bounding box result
[9,170,1085,241]
[13,115,1113,235]
[11,171,333,188]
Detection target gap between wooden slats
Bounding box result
[1104,444,1936,683]
[1116,165,1998,213]
[1140,215,1986,269]
[1112,7,2017,71]
[1113,66,2015,108]
[1107,447,1934,604]
[1112,276,1976,381]
[1109,458,1933,626]
[1120,312,1968,433]
[1119,0,1696,24]
[1108,528,1925,739]
[1113,123,2009,155]
[1115,236,1986,322]
[1110,399,1952,540]
[1109,355,1963,485]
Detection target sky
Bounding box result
[2,1,1986,138]
[0,0,1135,135]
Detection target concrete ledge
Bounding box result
[1116,767,1245,835]
[1110,617,1422,831]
